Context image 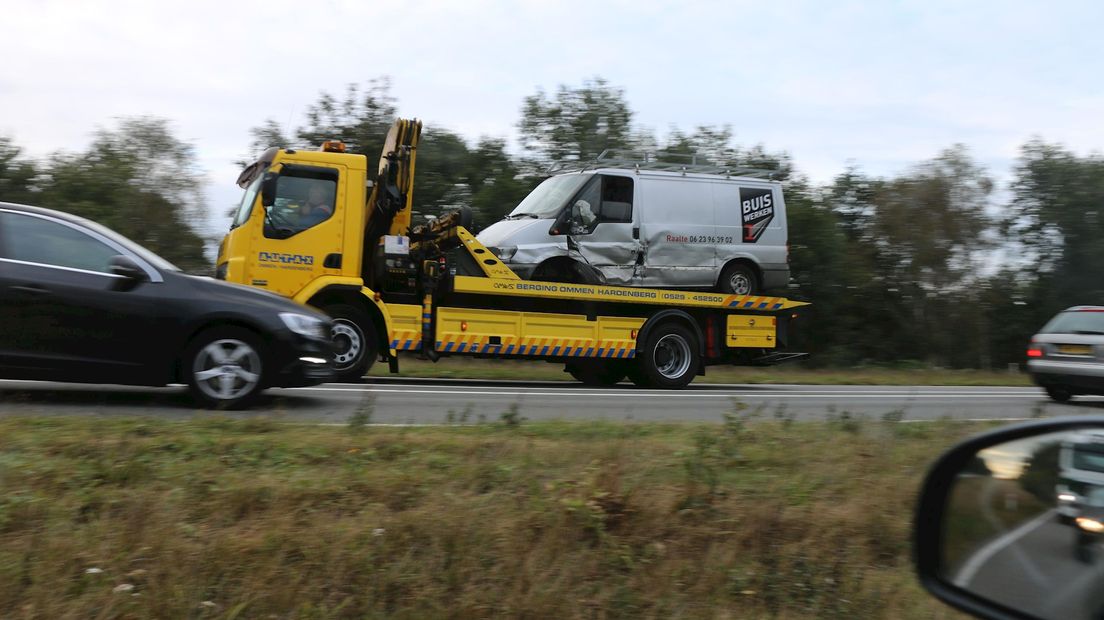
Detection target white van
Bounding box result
[476,155,789,295]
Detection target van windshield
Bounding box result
[507,175,590,219]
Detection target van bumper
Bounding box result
[760,265,790,291]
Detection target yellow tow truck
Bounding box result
[215,119,808,387]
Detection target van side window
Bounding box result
[600,176,633,223]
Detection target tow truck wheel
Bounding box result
[635,323,700,389]
[566,360,626,386]
[324,304,378,382]
[185,326,266,410]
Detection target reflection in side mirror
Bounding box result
[260,171,278,207]
[916,418,1104,620]
[109,255,148,290]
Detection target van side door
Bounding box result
[570,174,640,285]
[638,177,716,288]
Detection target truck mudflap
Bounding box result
[749,351,809,366]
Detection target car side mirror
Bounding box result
[260,171,279,207]
[109,255,148,290]
[915,416,1104,620]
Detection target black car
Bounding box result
[0,202,334,408]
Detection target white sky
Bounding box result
[2,0,1102,237]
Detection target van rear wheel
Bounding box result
[719,263,758,296]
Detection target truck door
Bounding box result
[637,177,716,288]
[568,174,641,286]
[245,164,347,298]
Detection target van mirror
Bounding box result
[915,417,1104,620]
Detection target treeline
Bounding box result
[0,118,210,273]
[3,78,1102,369]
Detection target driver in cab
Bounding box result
[297,183,333,228]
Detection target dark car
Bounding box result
[0,202,334,408]
[1027,306,1104,403]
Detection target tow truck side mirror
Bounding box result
[915,416,1104,620]
[260,172,279,207]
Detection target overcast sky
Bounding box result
[3,0,1102,236]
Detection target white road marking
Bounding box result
[284,385,1046,399]
[953,509,1057,588]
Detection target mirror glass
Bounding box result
[942,429,1104,619]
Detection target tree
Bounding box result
[1008,141,1104,318]
[0,136,39,205]
[37,117,210,273]
[518,77,634,165]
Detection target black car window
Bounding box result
[0,212,119,274]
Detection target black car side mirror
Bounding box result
[915,416,1104,620]
[109,255,148,290]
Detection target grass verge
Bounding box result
[0,415,988,619]
[370,357,1032,387]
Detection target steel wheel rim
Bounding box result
[332,320,363,368]
[654,334,692,380]
[729,272,751,295]
[192,338,261,401]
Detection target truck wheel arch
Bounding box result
[306,286,389,352]
[635,310,706,360]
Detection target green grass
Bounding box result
[372,356,1032,387]
[0,415,988,619]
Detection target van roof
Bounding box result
[549,149,779,180]
[556,167,782,185]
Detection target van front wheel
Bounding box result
[718,263,758,296]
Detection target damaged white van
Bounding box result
[477,154,789,295]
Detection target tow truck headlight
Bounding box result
[491,246,517,261]
[280,313,328,340]
[1077,517,1104,533]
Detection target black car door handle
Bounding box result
[10,284,50,296]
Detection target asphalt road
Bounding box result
[956,508,1104,620]
[2,378,1102,424]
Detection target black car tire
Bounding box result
[325,304,378,382]
[1046,386,1073,403]
[718,262,758,296]
[634,323,700,389]
[566,360,626,386]
[185,326,267,410]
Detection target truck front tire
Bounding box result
[324,304,378,382]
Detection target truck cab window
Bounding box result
[264,168,338,239]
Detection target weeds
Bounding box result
[0,415,986,618]
[347,394,375,431]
